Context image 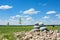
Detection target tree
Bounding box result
[7,22,9,26]
[19,17,22,24]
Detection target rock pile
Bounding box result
[14,30,60,40]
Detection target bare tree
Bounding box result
[19,17,22,24]
[7,22,9,26]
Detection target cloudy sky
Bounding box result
[0,0,60,25]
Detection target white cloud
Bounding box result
[56,14,60,16]
[16,15,21,18]
[46,11,56,14]
[23,8,40,14]
[8,15,34,25]
[0,20,8,25]
[0,5,12,9]
[43,16,49,19]
[26,17,33,21]
[56,14,60,18]
[58,16,60,18]
[9,15,21,25]
[22,17,34,25]
[8,19,19,25]
[48,20,60,25]
[39,18,60,25]
[10,15,29,20]
[10,16,15,19]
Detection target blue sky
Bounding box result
[0,0,60,25]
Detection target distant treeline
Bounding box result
[0,25,33,26]
[0,25,60,26]
[44,25,60,26]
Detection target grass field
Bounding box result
[0,25,60,34]
[0,25,33,40]
[0,25,33,34]
[0,25,60,40]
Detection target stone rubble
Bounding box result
[14,30,60,40]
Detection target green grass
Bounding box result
[46,26,60,30]
[0,25,60,40]
[0,25,60,34]
[0,25,33,40]
[0,25,33,34]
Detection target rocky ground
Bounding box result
[14,30,60,40]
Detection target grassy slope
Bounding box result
[0,25,60,34]
[0,25,33,34]
[0,25,33,40]
[0,25,60,40]
[46,26,60,30]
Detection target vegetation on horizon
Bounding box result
[0,25,60,40]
